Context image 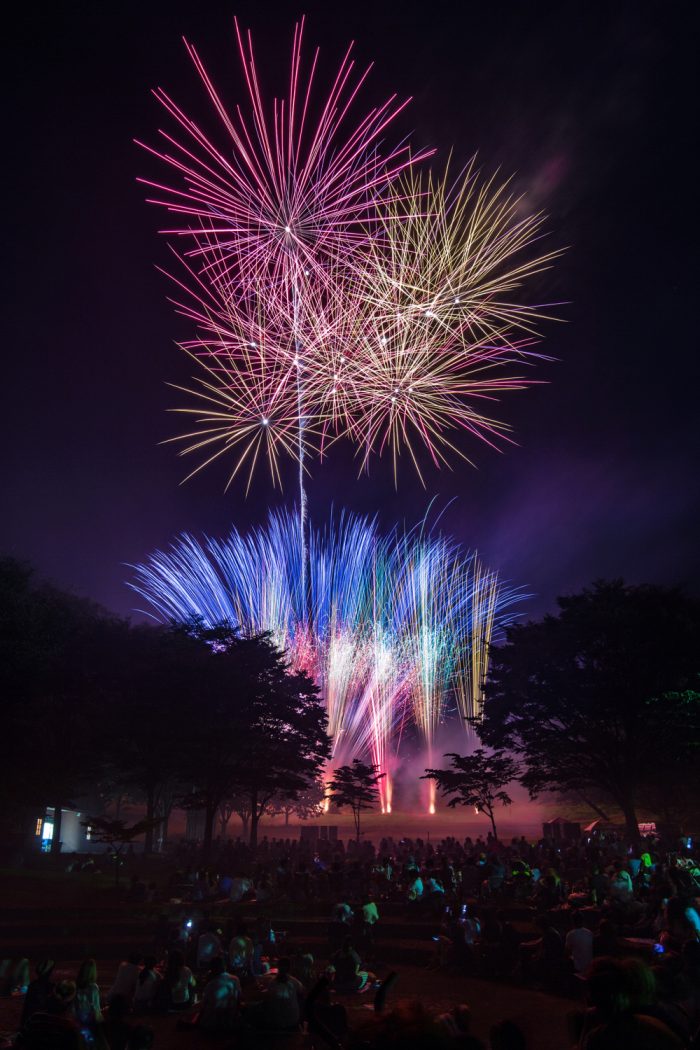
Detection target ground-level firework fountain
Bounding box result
[131,509,522,813]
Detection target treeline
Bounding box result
[1,561,699,855]
[0,559,330,857]
[429,580,700,841]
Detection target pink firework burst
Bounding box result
[137,17,430,305]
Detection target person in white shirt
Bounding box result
[198,958,240,1033]
[107,953,142,1006]
[133,956,160,1010]
[565,912,594,974]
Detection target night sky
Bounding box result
[4,1,698,621]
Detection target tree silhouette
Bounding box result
[477,581,700,840]
[326,759,384,841]
[423,749,519,840]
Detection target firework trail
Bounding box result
[130,509,522,811]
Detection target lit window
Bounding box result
[42,822,54,840]
[35,818,42,837]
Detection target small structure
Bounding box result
[300,825,338,843]
[542,817,581,842]
[33,807,92,853]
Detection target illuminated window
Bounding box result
[35,818,43,837]
[42,822,54,841]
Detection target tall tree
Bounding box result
[476,581,700,840]
[326,759,384,841]
[423,749,519,840]
[182,627,331,853]
[268,779,326,827]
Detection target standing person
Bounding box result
[566,912,594,975]
[73,959,103,1027]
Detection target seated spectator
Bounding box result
[133,957,159,1011]
[407,871,424,902]
[163,948,195,1010]
[259,957,303,1030]
[425,874,445,897]
[10,959,30,997]
[609,862,633,905]
[20,961,55,1030]
[73,959,102,1027]
[228,922,253,979]
[229,875,253,902]
[107,953,142,1006]
[332,901,354,925]
[591,867,610,905]
[196,924,223,970]
[197,957,240,1033]
[101,994,134,1050]
[331,937,372,992]
[18,980,84,1050]
[305,977,349,1042]
[290,952,315,990]
[579,957,684,1048]
[362,897,379,927]
[649,963,695,1046]
[218,873,233,898]
[520,916,565,985]
[436,1003,483,1047]
[346,1000,448,1050]
[683,895,700,936]
[566,911,594,975]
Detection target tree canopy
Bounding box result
[179,624,331,853]
[326,759,384,841]
[0,560,332,857]
[423,749,519,840]
[476,580,700,838]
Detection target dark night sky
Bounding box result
[4,0,698,620]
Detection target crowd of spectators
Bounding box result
[2,828,699,1048]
